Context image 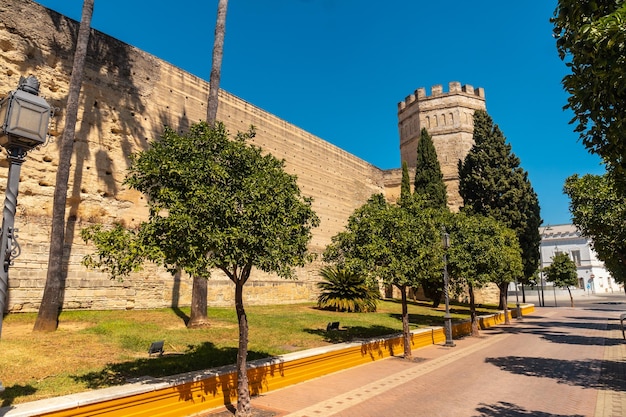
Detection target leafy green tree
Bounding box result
[82,122,319,413]
[414,128,448,209]
[459,110,542,305]
[34,0,94,333]
[544,252,579,307]
[412,127,449,306]
[446,212,523,334]
[553,1,626,185]
[564,173,626,290]
[324,194,442,359]
[316,266,379,312]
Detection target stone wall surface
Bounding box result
[0,0,385,312]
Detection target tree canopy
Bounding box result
[82,121,319,414]
[446,212,523,333]
[459,110,542,291]
[323,194,442,359]
[553,1,626,184]
[543,252,579,306]
[544,252,578,288]
[564,173,626,287]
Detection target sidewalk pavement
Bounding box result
[201,293,626,417]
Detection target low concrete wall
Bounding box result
[0,304,534,417]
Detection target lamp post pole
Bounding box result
[0,75,51,341]
[0,74,50,393]
[0,146,26,338]
[442,227,455,347]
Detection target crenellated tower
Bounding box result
[397,81,486,209]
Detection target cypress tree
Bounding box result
[459,110,542,304]
[414,128,448,209]
[412,128,449,306]
[399,161,412,207]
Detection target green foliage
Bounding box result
[323,194,443,290]
[553,1,626,183]
[399,161,412,207]
[316,266,379,312]
[459,110,542,283]
[446,212,523,293]
[82,121,320,283]
[414,128,448,209]
[81,223,159,280]
[564,173,626,284]
[544,252,578,288]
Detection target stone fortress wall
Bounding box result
[0,0,494,312]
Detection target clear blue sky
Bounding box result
[35,0,606,226]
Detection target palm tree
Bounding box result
[34,0,94,332]
[317,266,379,313]
[186,0,229,330]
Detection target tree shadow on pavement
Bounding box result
[485,357,626,392]
[475,401,585,417]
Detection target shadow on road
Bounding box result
[485,356,625,392]
[475,401,585,417]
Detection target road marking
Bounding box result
[283,332,512,417]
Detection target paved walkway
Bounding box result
[201,293,626,417]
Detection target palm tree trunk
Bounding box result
[185,0,230,330]
[207,0,228,125]
[187,275,210,328]
[34,0,94,332]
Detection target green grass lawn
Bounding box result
[0,299,501,407]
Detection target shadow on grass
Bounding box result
[171,306,190,326]
[72,342,271,389]
[0,384,37,408]
[388,312,446,327]
[305,325,399,343]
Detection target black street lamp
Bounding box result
[442,227,455,347]
[0,75,51,341]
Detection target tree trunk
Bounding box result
[567,287,574,307]
[469,285,479,336]
[187,275,210,328]
[183,0,229,330]
[235,279,251,417]
[400,285,412,360]
[521,284,526,303]
[206,0,228,125]
[34,0,93,332]
[498,282,510,325]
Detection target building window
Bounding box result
[571,250,581,266]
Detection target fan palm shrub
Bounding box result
[317,266,379,312]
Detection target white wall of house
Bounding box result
[539,224,621,293]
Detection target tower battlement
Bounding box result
[398,81,485,111]
[397,81,487,210]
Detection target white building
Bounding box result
[540,224,620,293]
